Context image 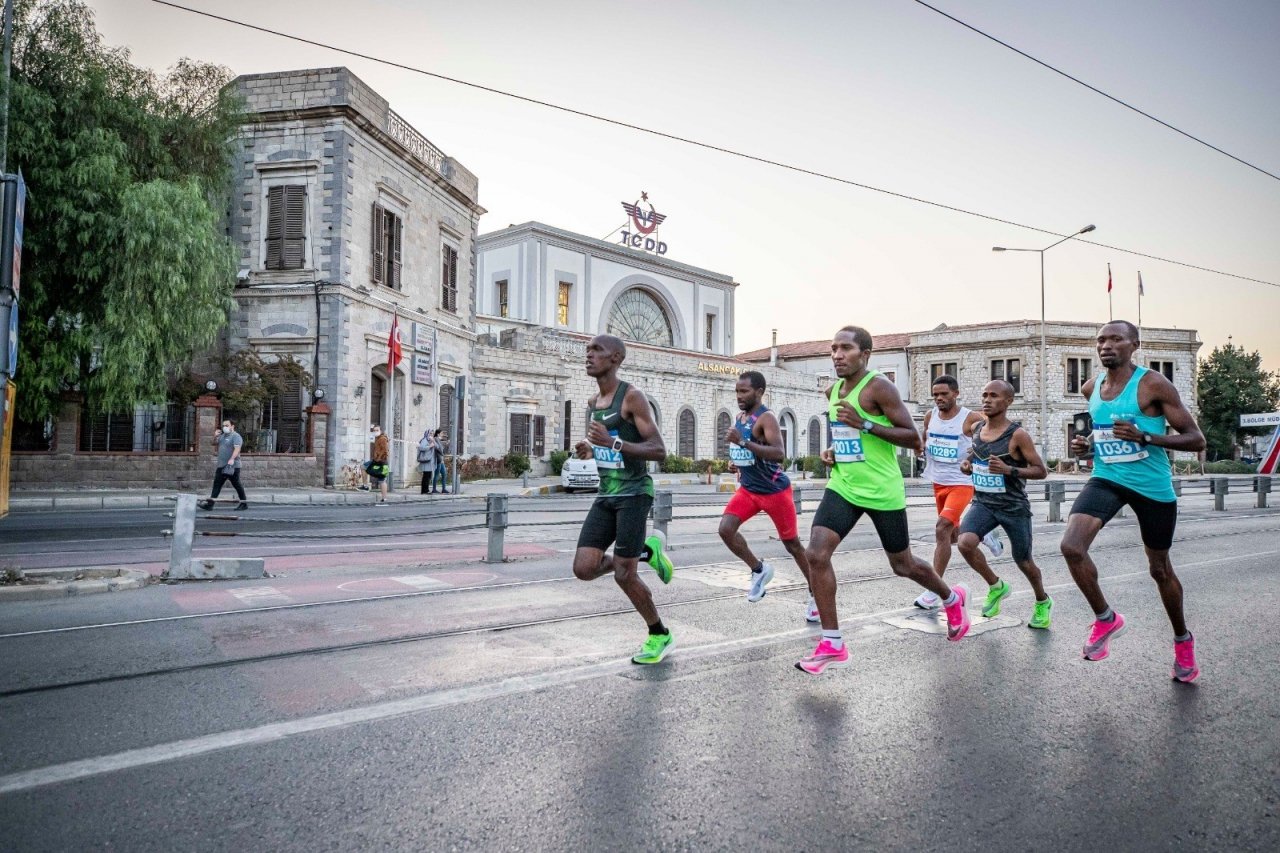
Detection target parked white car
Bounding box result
[561,457,600,493]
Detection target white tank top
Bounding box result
[923,406,973,486]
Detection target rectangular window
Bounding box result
[78,409,135,452]
[563,401,572,451]
[496,279,509,318]
[991,358,1021,394]
[557,282,571,326]
[261,374,305,453]
[509,413,531,455]
[265,185,306,270]
[441,244,459,311]
[533,415,546,457]
[930,362,958,382]
[371,205,403,290]
[705,314,716,350]
[1150,360,1175,381]
[882,370,897,385]
[1066,357,1093,395]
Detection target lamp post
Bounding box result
[992,224,1095,455]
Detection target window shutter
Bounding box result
[714,411,731,458]
[510,413,530,455]
[563,401,572,451]
[442,245,458,311]
[533,415,546,457]
[282,185,306,269]
[391,214,403,291]
[371,205,385,285]
[265,186,284,270]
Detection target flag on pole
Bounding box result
[1107,264,1113,293]
[1138,271,1144,296]
[388,312,402,369]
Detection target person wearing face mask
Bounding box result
[367,424,391,504]
[417,428,435,495]
[199,418,247,511]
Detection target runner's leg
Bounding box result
[805,526,842,631]
[1060,514,1109,614]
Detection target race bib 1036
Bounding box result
[1092,425,1148,464]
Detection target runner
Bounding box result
[1061,321,1206,682]
[915,374,1003,609]
[572,335,677,665]
[719,371,814,617]
[798,326,971,676]
[955,380,1054,627]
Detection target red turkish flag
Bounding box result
[388,313,402,369]
[1107,263,1113,293]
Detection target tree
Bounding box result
[1196,343,1280,461]
[9,0,241,421]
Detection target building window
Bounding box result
[678,408,696,458]
[441,244,459,312]
[496,279,509,318]
[808,417,822,457]
[563,400,572,451]
[371,205,403,289]
[991,358,1021,394]
[533,415,546,457]
[882,370,897,386]
[438,384,463,452]
[930,362,958,382]
[265,185,306,270]
[1066,357,1093,395]
[261,373,305,453]
[714,410,732,458]
[510,414,531,456]
[1150,360,1175,381]
[705,314,716,350]
[557,281,571,326]
[607,288,674,347]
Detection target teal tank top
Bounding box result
[1088,366,1175,502]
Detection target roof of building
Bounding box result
[736,333,911,362]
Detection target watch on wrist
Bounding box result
[611,437,624,452]
[1140,432,1152,447]
[861,420,875,433]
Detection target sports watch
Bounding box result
[1140,432,1152,446]
[861,420,875,433]
[611,437,624,452]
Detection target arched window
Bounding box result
[606,288,674,347]
[678,408,696,458]
[715,410,732,458]
[779,411,795,459]
[808,417,822,457]
[438,384,463,452]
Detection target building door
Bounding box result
[369,373,385,428]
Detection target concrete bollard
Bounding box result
[793,487,804,517]
[1172,477,1183,497]
[485,493,508,563]
[1213,477,1228,511]
[1046,481,1066,523]
[168,494,196,578]
[1256,476,1271,509]
[652,490,674,538]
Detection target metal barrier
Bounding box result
[485,494,509,563]
[1256,476,1271,509]
[168,494,196,576]
[652,490,674,537]
[1045,481,1066,523]
[1213,477,1228,511]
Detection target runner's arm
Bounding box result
[620,387,667,462]
[748,411,786,462]
[1143,373,1206,453]
[867,379,923,452]
[964,410,984,437]
[919,410,932,446]
[1009,428,1047,480]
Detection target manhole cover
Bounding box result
[882,609,1021,635]
[678,563,803,591]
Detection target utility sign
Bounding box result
[1,171,26,300]
[1239,412,1280,428]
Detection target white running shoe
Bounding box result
[747,561,774,602]
[913,591,941,609]
[805,596,821,623]
[982,530,1004,557]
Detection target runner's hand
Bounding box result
[1070,435,1092,457]
[821,446,835,466]
[960,458,973,475]
[727,462,738,474]
[1111,420,1143,442]
[725,427,742,447]
[834,401,861,428]
[574,439,593,460]
[987,456,1013,475]
[586,421,611,446]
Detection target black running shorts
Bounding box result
[577,494,654,558]
[812,490,911,554]
[960,501,1034,563]
[1070,478,1178,551]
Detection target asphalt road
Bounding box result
[0,491,1277,851]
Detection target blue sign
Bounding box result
[2,301,15,377]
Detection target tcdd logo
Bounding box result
[620,192,668,254]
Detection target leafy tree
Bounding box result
[1196,343,1280,460]
[8,0,242,420]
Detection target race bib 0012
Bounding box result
[830,422,865,463]
[1092,425,1149,464]
[926,433,960,461]
[592,430,623,469]
[972,462,1005,494]
[728,442,756,466]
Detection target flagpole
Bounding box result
[1137,271,1142,337]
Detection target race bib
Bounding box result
[972,462,1005,494]
[926,433,960,461]
[728,442,756,467]
[592,430,623,469]
[1092,425,1148,464]
[830,422,865,463]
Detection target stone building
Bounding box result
[472,223,829,465]
[226,67,484,485]
[737,332,912,403]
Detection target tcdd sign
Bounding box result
[620,192,668,255]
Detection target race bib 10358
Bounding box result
[972,462,1005,494]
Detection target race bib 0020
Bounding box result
[972,462,1005,494]
[926,433,960,461]
[830,422,865,464]
[728,442,756,466]
[1092,425,1148,464]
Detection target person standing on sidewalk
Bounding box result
[1062,321,1206,682]
[417,429,434,495]
[199,418,247,511]
[368,424,390,505]
[719,370,814,616]
[432,429,451,494]
[572,334,675,665]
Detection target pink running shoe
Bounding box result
[1082,612,1127,661]
[795,639,850,675]
[944,584,970,642]
[1172,635,1200,683]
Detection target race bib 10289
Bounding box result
[926,433,960,461]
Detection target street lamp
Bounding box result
[992,224,1096,455]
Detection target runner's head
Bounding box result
[931,375,960,413]
[586,334,626,378]
[1096,321,1140,369]
[980,380,1015,418]
[736,371,766,411]
[831,326,873,378]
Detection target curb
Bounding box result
[0,568,153,602]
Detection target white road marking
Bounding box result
[227,587,289,604]
[389,575,448,589]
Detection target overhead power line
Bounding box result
[146,0,1279,289]
[909,0,1280,183]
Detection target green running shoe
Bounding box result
[1028,596,1053,630]
[645,531,674,584]
[981,579,1012,618]
[632,632,674,664]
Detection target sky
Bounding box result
[88,0,1280,369]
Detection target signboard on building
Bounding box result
[696,362,739,376]
[1240,412,1280,428]
[619,192,668,255]
[412,353,434,386]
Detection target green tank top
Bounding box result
[591,380,653,498]
[826,371,906,511]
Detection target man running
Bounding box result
[956,380,1054,627]
[798,326,971,676]
[1061,321,1206,682]
[573,335,677,665]
[915,374,1002,609]
[719,371,814,616]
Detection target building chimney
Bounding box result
[769,329,778,366]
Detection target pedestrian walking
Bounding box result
[367,424,390,504]
[417,429,435,494]
[432,429,451,494]
[199,418,247,511]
